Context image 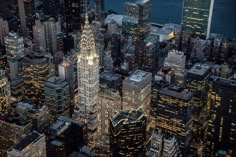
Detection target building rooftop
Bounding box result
[48,116,83,136]
[50,140,64,147]
[100,72,121,82]
[159,85,193,101]
[123,70,152,90]
[13,131,42,151]
[187,63,211,80]
[129,70,149,82]
[0,111,30,127]
[111,108,146,127]
[44,76,68,89]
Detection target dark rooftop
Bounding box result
[14,132,41,151]
[159,85,193,101]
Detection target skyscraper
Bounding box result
[17,0,35,37]
[122,70,152,116]
[0,69,10,111]
[74,14,99,147]
[0,18,9,46]
[181,0,214,39]
[4,32,24,61]
[21,52,50,106]
[44,18,57,56]
[33,20,46,52]
[109,108,147,157]
[186,63,211,140]
[123,0,151,38]
[164,50,186,86]
[58,57,75,110]
[95,0,105,21]
[65,0,81,32]
[152,83,193,155]
[44,76,71,118]
[206,76,236,156]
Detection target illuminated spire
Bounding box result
[80,14,96,51]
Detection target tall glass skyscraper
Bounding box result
[181,0,214,39]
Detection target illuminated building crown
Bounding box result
[80,14,96,51]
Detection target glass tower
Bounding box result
[181,0,214,39]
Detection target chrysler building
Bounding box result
[74,14,99,147]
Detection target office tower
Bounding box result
[97,72,122,154]
[46,116,84,157]
[152,83,193,155]
[123,0,151,38]
[0,69,10,111]
[65,0,81,32]
[11,101,50,132]
[7,131,46,157]
[0,18,9,45]
[44,76,71,118]
[186,63,211,140]
[206,77,236,156]
[17,0,35,37]
[44,18,57,56]
[21,52,50,106]
[95,0,104,21]
[4,32,24,80]
[0,111,32,157]
[59,57,75,110]
[33,20,46,52]
[122,70,152,114]
[17,0,27,37]
[109,108,147,157]
[182,0,214,39]
[4,32,24,61]
[164,50,186,86]
[142,34,158,72]
[74,14,99,147]
[43,0,59,17]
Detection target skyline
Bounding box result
[0,0,235,156]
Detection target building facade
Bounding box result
[44,76,71,118]
[152,83,193,155]
[122,70,152,114]
[21,52,50,106]
[0,69,10,111]
[182,0,214,39]
[206,77,236,156]
[109,108,147,157]
[164,50,186,86]
[74,14,99,147]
